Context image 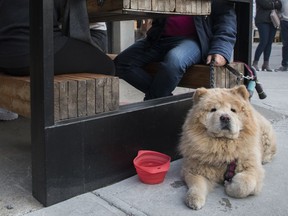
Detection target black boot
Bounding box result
[252,61,259,71]
[262,61,273,72]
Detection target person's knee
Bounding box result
[104,59,116,75]
[114,55,129,77]
[163,55,187,75]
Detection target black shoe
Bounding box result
[0,108,18,121]
[252,65,259,71]
[275,66,288,72]
[262,66,273,72]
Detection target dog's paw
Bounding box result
[225,173,257,198]
[262,153,275,164]
[185,189,206,210]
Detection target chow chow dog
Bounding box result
[178,85,276,210]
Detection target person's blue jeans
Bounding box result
[114,36,201,100]
[254,23,277,62]
[280,20,288,67]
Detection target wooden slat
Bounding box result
[67,80,78,118]
[152,0,175,12]
[86,79,96,116]
[54,81,60,121]
[111,77,120,111]
[136,0,151,10]
[95,78,105,113]
[59,80,69,119]
[54,75,79,120]
[64,74,87,117]
[78,73,120,113]
[176,0,210,14]
[58,74,95,118]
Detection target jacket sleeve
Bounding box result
[208,0,237,63]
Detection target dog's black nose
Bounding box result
[220,114,231,130]
[220,114,230,123]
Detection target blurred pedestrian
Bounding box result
[252,0,282,71]
[275,0,288,72]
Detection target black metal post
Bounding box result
[30,0,54,205]
[233,0,253,65]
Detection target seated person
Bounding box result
[114,0,237,100]
[0,0,114,120]
[0,0,114,76]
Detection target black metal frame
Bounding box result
[30,0,252,206]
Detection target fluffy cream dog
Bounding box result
[179,85,276,210]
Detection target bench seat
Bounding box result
[0,73,119,121]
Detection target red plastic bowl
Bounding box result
[133,150,171,184]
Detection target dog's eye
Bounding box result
[231,108,236,113]
[210,108,217,112]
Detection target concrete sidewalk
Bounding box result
[1,42,287,216]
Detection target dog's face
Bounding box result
[192,85,251,139]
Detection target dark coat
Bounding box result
[255,0,282,25]
[0,0,67,68]
[146,0,237,63]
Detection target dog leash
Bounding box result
[209,59,216,88]
[209,60,267,99]
[226,63,267,99]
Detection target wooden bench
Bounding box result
[0,73,119,121]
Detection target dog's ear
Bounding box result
[193,87,208,104]
[232,85,250,101]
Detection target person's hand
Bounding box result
[206,54,227,66]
